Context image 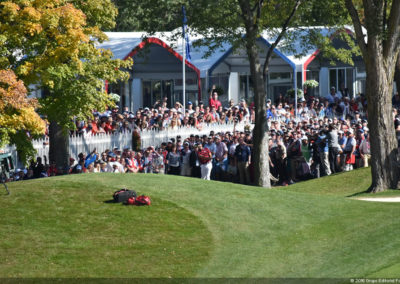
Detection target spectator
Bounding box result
[343,129,356,171]
[214,136,228,180]
[234,137,251,185]
[33,157,45,178]
[327,86,342,103]
[152,148,165,174]
[327,124,340,174]
[166,144,180,175]
[47,161,57,176]
[316,130,331,176]
[198,143,213,180]
[209,85,222,109]
[359,133,371,167]
[180,142,192,176]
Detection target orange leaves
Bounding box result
[20,6,43,36]
[0,69,32,110]
[0,69,45,139]
[0,0,115,74]
[0,0,95,84]
[0,2,20,19]
[0,0,131,134]
[56,4,87,29]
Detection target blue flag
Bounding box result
[182,6,191,61]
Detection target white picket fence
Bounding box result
[5,122,253,168]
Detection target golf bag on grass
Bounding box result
[113,189,137,203]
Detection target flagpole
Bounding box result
[182,27,186,114]
[182,5,191,115]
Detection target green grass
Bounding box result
[1,169,400,278]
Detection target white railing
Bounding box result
[5,122,253,168]
[69,132,132,158]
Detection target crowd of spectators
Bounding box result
[72,85,254,137]
[9,87,400,186]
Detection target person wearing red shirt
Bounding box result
[209,85,222,109]
[104,117,114,134]
[198,143,213,180]
[47,161,57,176]
[91,116,100,134]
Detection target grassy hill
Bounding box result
[1,168,399,278]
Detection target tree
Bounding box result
[112,0,182,32]
[0,69,46,163]
[396,57,400,94]
[236,0,302,187]
[0,0,132,170]
[345,0,400,192]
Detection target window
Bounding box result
[329,69,337,90]
[108,82,124,108]
[239,74,254,101]
[142,80,175,108]
[297,72,302,89]
[270,72,291,80]
[142,81,152,107]
[174,78,198,106]
[209,75,229,96]
[329,68,354,97]
[305,70,320,97]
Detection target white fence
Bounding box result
[140,122,251,148]
[5,122,253,168]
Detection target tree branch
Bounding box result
[344,0,368,59]
[262,0,301,80]
[251,0,266,14]
[254,0,269,32]
[383,0,400,59]
[383,0,387,34]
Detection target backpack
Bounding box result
[113,189,137,203]
[135,195,151,206]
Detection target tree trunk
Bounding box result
[246,39,271,188]
[49,121,70,175]
[238,0,271,188]
[365,55,399,193]
[344,0,400,193]
[395,54,400,94]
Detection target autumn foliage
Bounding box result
[0,0,131,126]
[0,69,46,161]
[0,0,131,165]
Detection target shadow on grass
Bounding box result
[347,190,369,198]
[347,188,400,198]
